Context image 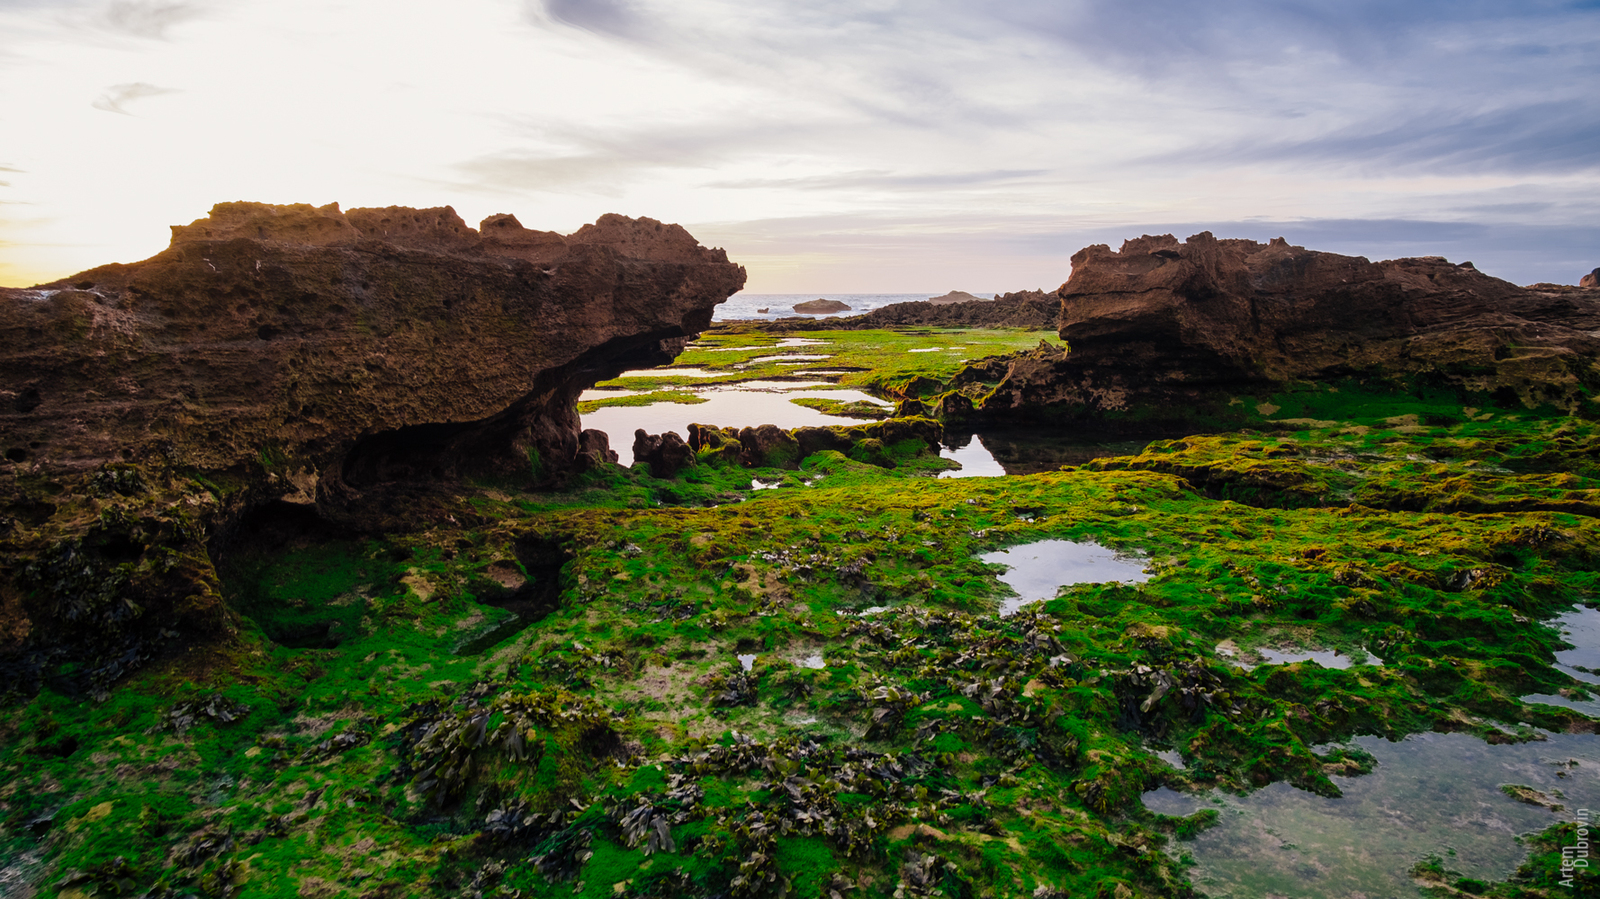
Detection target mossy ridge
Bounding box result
[577,391,710,413]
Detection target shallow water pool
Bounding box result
[581,390,879,463]
[1523,604,1600,712]
[978,539,1151,615]
[938,435,1006,478]
[1145,731,1600,897]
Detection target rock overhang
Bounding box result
[0,201,745,693]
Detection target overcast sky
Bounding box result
[1,0,1596,291]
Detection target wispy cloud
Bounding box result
[98,0,203,38]
[708,169,1049,192]
[1162,101,1600,177]
[91,81,178,114]
[539,0,649,41]
[2,0,1598,288]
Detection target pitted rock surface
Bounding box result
[2,202,743,485]
[950,233,1600,424]
[0,202,744,693]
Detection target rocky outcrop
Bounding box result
[762,290,1057,331]
[686,418,942,470]
[632,430,696,479]
[943,233,1600,427]
[793,299,851,314]
[928,290,986,305]
[1582,268,1599,289]
[0,201,744,694]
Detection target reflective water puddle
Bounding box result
[978,539,1151,615]
[939,435,1006,478]
[1144,732,1600,897]
[694,337,829,351]
[582,390,879,463]
[1218,643,1385,669]
[1524,604,1600,713]
[616,367,724,378]
[746,354,831,364]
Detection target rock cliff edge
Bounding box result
[0,202,745,693]
[947,233,1600,425]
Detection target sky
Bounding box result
[0,0,1597,292]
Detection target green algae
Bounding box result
[5,329,1600,898]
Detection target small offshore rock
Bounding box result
[793,298,851,314]
[927,290,987,305]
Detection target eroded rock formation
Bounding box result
[686,418,942,470]
[0,202,744,693]
[944,233,1600,426]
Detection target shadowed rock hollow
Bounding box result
[944,232,1600,425]
[0,202,745,693]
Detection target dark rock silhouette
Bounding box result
[633,429,696,479]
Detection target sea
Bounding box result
[713,293,995,322]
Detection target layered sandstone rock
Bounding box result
[946,233,1600,426]
[0,202,744,693]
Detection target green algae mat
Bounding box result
[4,328,1600,899]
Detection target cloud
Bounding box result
[1164,100,1600,177]
[91,81,178,114]
[708,169,1049,191]
[98,0,203,38]
[527,0,1600,178]
[452,153,641,196]
[539,0,649,40]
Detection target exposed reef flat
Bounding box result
[0,202,744,694]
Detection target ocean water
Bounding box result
[713,293,994,322]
